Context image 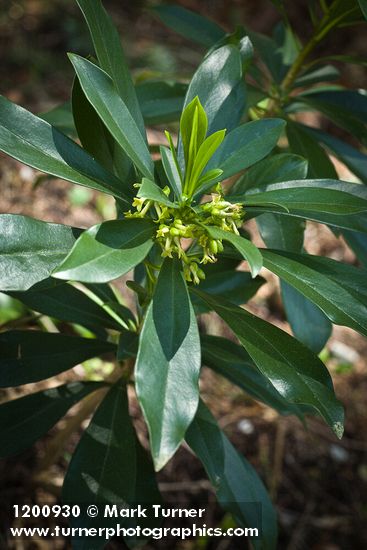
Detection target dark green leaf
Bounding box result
[298,92,367,145]
[273,22,300,66]
[313,54,367,66]
[68,54,154,179]
[0,330,115,387]
[53,219,154,284]
[0,214,78,292]
[358,0,367,18]
[0,95,127,200]
[236,179,367,232]
[0,382,105,458]
[300,124,367,183]
[117,330,139,360]
[211,30,254,70]
[180,45,246,141]
[256,211,332,354]
[76,0,145,137]
[232,153,308,194]
[281,283,332,353]
[151,5,224,47]
[205,119,285,184]
[137,177,177,208]
[286,121,338,178]
[192,289,344,437]
[262,249,367,338]
[135,259,201,470]
[201,335,304,417]
[136,80,187,125]
[301,90,367,124]
[63,383,161,549]
[206,226,263,278]
[293,65,340,88]
[245,28,286,83]
[236,184,367,214]
[191,270,264,314]
[186,400,278,550]
[72,76,114,173]
[257,213,305,251]
[39,101,76,136]
[9,279,123,331]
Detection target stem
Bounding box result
[279,0,349,94]
[77,284,131,331]
[34,361,133,476]
[35,387,109,473]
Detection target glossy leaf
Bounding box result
[136,80,187,125]
[151,5,224,47]
[235,185,367,214]
[0,214,78,292]
[211,29,254,70]
[232,153,308,194]
[39,101,76,136]
[281,283,332,353]
[262,249,367,338]
[117,330,139,361]
[286,121,338,179]
[206,226,263,278]
[137,177,177,208]
[201,335,304,417]
[191,270,264,314]
[0,95,127,200]
[256,212,332,354]
[73,76,134,189]
[69,54,154,179]
[298,92,367,145]
[246,28,286,83]
[53,219,154,283]
[135,259,201,471]
[160,145,182,199]
[186,400,278,550]
[258,211,304,250]
[205,119,285,184]
[9,279,126,331]
[237,180,367,233]
[72,76,114,173]
[76,0,145,137]
[301,125,367,183]
[180,45,245,142]
[63,383,161,548]
[0,382,105,458]
[192,289,344,438]
[293,65,340,88]
[301,90,367,123]
[0,330,115,387]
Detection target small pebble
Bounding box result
[238,419,255,435]
[329,444,349,463]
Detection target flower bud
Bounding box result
[209,239,218,254]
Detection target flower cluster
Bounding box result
[125,184,244,284]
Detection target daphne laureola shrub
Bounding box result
[0,0,366,548]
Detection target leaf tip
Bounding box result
[333,421,344,440]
